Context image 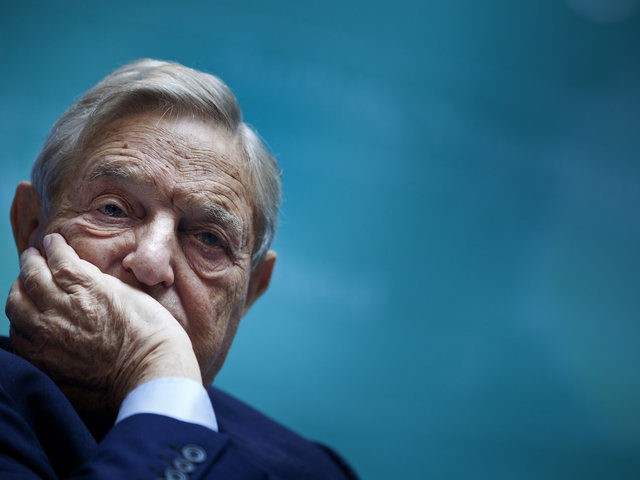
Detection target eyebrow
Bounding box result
[88,162,152,183]
[199,202,244,241]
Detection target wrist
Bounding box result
[112,329,202,406]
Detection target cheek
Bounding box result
[57,221,133,273]
[183,280,239,334]
[181,273,249,352]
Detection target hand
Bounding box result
[5,233,201,416]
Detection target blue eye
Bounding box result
[197,232,222,247]
[100,204,125,217]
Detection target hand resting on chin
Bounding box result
[5,232,202,416]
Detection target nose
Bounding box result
[122,215,176,287]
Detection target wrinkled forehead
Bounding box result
[82,113,244,176]
[74,114,255,206]
[75,114,254,212]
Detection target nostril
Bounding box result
[121,248,174,288]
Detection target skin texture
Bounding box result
[6,113,276,425]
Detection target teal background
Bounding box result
[1,1,640,478]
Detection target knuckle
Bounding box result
[4,290,19,318]
[20,268,41,291]
[5,296,18,320]
[51,260,75,280]
[6,283,30,321]
[52,261,94,292]
[5,282,20,304]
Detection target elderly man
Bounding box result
[0,59,357,479]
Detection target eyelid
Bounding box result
[185,228,240,263]
[97,197,126,209]
[92,194,137,219]
[188,227,228,248]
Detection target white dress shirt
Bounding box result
[115,377,218,431]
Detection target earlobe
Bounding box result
[243,250,276,315]
[10,182,42,254]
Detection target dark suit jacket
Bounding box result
[0,340,357,479]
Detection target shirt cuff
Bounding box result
[115,377,218,431]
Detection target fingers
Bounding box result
[6,279,41,345]
[42,233,100,293]
[6,278,56,373]
[6,232,201,412]
[11,233,97,336]
[18,246,59,313]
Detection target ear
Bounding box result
[10,182,42,254]
[243,250,276,315]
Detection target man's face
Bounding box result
[30,113,266,385]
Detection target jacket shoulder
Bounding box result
[210,386,359,479]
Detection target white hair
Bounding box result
[32,59,281,267]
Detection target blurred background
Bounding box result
[1,1,639,478]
